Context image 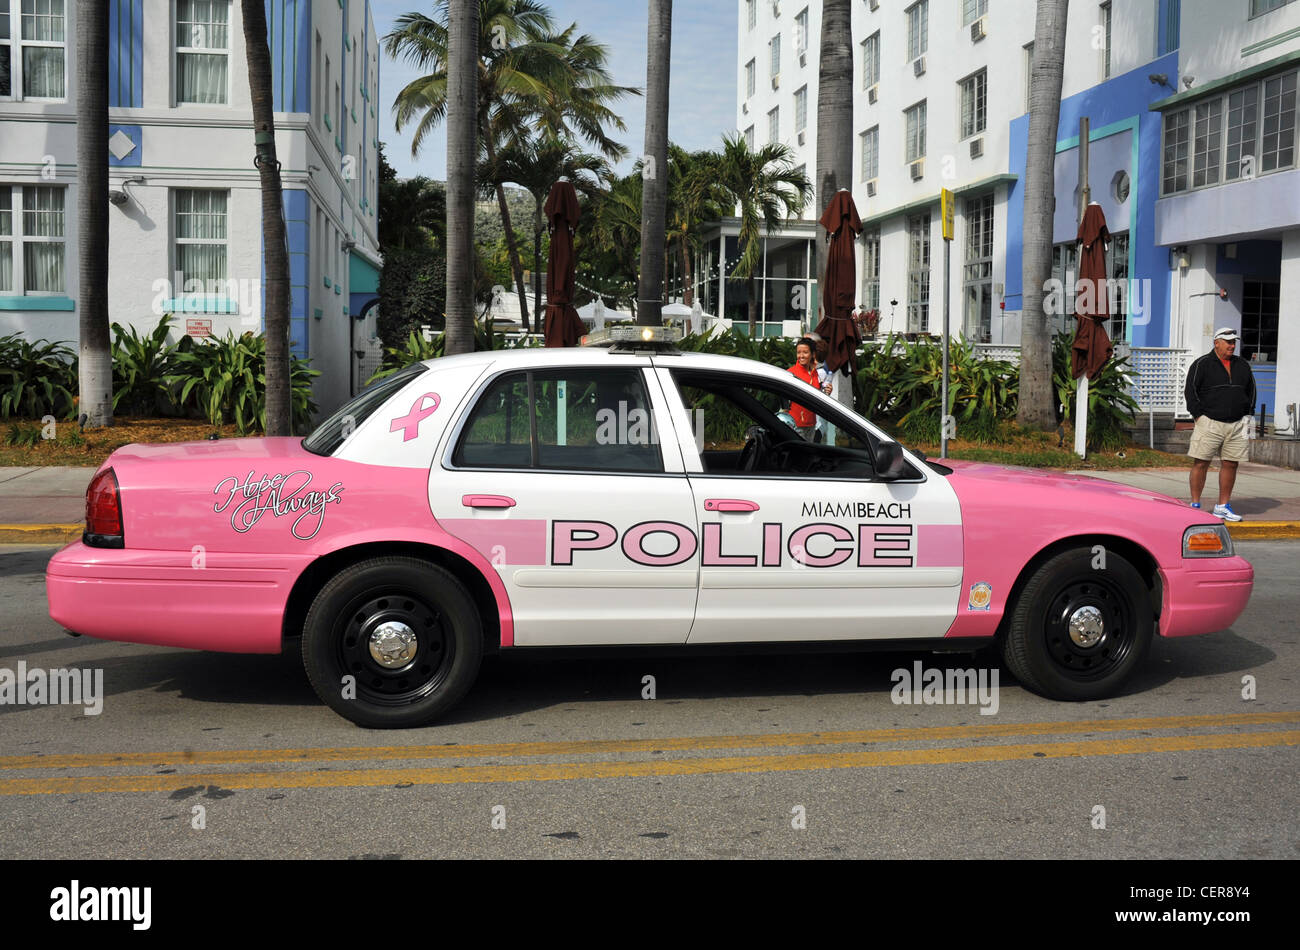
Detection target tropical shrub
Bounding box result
[112,315,182,416]
[0,334,78,420]
[1051,334,1140,451]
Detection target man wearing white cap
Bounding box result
[1184,328,1256,521]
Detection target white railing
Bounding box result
[1126,347,1192,418]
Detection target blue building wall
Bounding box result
[1006,52,1179,348]
[265,0,313,113]
[108,0,144,108]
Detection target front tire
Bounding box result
[1002,547,1152,701]
[302,557,482,728]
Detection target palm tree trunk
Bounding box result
[747,276,757,338]
[636,0,672,327]
[1019,0,1070,430]
[681,236,693,307]
[76,0,111,428]
[815,0,853,299]
[445,0,479,356]
[484,135,531,331]
[241,0,291,435]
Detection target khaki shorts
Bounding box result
[1188,416,1249,463]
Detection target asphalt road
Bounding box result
[0,542,1296,860]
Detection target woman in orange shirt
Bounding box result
[787,338,822,441]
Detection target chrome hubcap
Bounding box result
[1068,605,1105,647]
[368,621,418,668]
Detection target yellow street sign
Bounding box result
[940,188,955,242]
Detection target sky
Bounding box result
[370,0,739,181]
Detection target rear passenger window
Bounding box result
[453,368,664,473]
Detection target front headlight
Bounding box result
[1183,524,1234,558]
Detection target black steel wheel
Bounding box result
[1002,547,1153,700]
[303,557,482,727]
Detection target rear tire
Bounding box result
[1003,547,1152,701]
[302,556,482,728]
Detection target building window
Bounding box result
[860,126,879,181]
[906,1,928,62]
[0,188,10,291]
[1251,0,1294,17]
[1226,86,1258,180]
[1193,99,1223,187]
[19,185,65,293]
[768,106,779,143]
[862,31,880,89]
[1100,2,1112,79]
[907,213,930,333]
[1050,241,1079,335]
[176,0,230,105]
[960,69,986,139]
[745,58,756,98]
[747,0,756,30]
[1023,42,1034,114]
[795,7,809,54]
[962,194,994,343]
[314,31,322,126]
[1109,231,1130,343]
[905,101,927,162]
[861,229,880,311]
[794,86,807,132]
[744,125,755,150]
[10,0,67,99]
[1262,71,1297,172]
[175,190,228,294]
[963,0,988,25]
[1157,0,1181,55]
[770,33,781,76]
[1162,109,1190,193]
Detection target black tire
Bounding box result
[1002,547,1152,701]
[302,556,482,728]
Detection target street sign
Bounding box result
[940,188,955,242]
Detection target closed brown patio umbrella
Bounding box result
[813,190,863,376]
[1072,202,1114,380]
[542,179,586,348]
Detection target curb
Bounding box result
[0,524,82,545]
[3,522,1299,545]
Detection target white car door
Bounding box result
[429,358,699,646]
[656,365,964,645]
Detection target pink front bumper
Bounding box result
[1159,555,1255,638]
[46,541,309,654]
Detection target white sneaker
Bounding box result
[1212,503,1243,522]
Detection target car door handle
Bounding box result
[704,498,760,512]
[462,494,516,509]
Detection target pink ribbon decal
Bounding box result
[389,393,440,442]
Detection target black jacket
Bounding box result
[1184,351,1256,422]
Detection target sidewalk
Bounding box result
[0,461,1297,544]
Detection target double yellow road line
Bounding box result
[2,711,1297,796]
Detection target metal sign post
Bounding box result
[940,188,955,459]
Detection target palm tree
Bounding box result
[815,0,854,301]
[241,0,291,435]
[666,145,725,307]
[481,135,609,317]
[444,0,479,356]
[637,0,672,327]
[585,172,645,314]
[385,1,636,332]
[1019,0,1070,429]
[717,134,812,337]
[76,0,111,427]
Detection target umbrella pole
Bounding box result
[1075,117,1091,460]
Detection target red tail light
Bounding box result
[85,468,124,548]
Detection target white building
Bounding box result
[734,0,1300,427]
[0,0,383,415]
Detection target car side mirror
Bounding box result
[873,440,906,480]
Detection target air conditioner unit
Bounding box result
[909,159,924,181]
[867,84,879,104]
[742,101,749,114]
[969,137,985,159]
[869,0,879,10]
[913,56,926,77]
[797,130,806,145]
[771,74,781,90]
[866,179,878,198]
[799,50,807,67]
[971,16,987,42]
[771,0,780,16]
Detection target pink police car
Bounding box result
[46,330,1254,727]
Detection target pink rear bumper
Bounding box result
[1159,555,1254,638]
[46,541,309,654]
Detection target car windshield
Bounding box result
[302,364,427,456]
